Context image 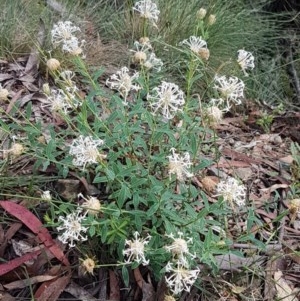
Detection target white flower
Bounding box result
[147,81,185,120]
[132,40,153,54]
[214,75,245,105]
[139,37,153,49]
[143,52,163,71]
[168,148,193,182]
[237,50,255,76]
[133,0,160,27]
[62,36,85,56]
[51,21,80,47]
[210,97,230,112]
[123,231,151,266]
[165,232,195,266]
[79,193,101,215]
[57,208,88,247]
[131,40,163,71]
[131,40,151,64]
[216,177,246,207]
[180,36,208,55]
[106,67,140,104]
[45,88,78,114]
[59,70,76,86]
[41,190,52,201]
[205,98,229,126]
[206,106,223,125]
[69,135,105,169]
[165,261,200,295]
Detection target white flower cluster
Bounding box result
[123,231,151,266]
[69,135,106,169]
[180,36,210,60]
[51,21,85,56]
[131,38,163,72]
[164,232,199,295]
[216,176,246,208]
[133,0,160,27]
[168,148,193,182]
[57,207,88,247]
[214,75,245,109]
[237,49,255,76]
[78,193,102,216]
[147,81,185,120]
[106,67,140,105]
[210,50,254,112]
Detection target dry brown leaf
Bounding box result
[4,275,57,290]
[64,281,98,301]
[0,74,13,81]
[35,275,71,301]
[260,183,289,194]
[0,223,22,257]
[0,291,16,301]
[274,270,297,301]
[133,268,156,301]
[109,269,120,301]
[200,176,218,192]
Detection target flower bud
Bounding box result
[207,105,223,125]
[46,58,61,71]
[196,8,207,20]
[0,86,9,101]
[80,194,102,215]
[42,83,51,96]
[164,295,176,301]
[139,37,150,45]
[133,51,147,63]
[198,48,210,60]
[11,143,24,156]
[5,143,25,159]
[208,14,216,25]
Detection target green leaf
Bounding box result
[147,202,160,217]
[117,184,131,208]
[190,134,197,155]
[93,176,107,183]
[89,225,96,237]
[26,102,32,119]
[92,67,105,81]
[105,168,115,181]
[101,223,108,243]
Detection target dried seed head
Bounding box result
[47,58,61,71]
[80,257,96,274]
